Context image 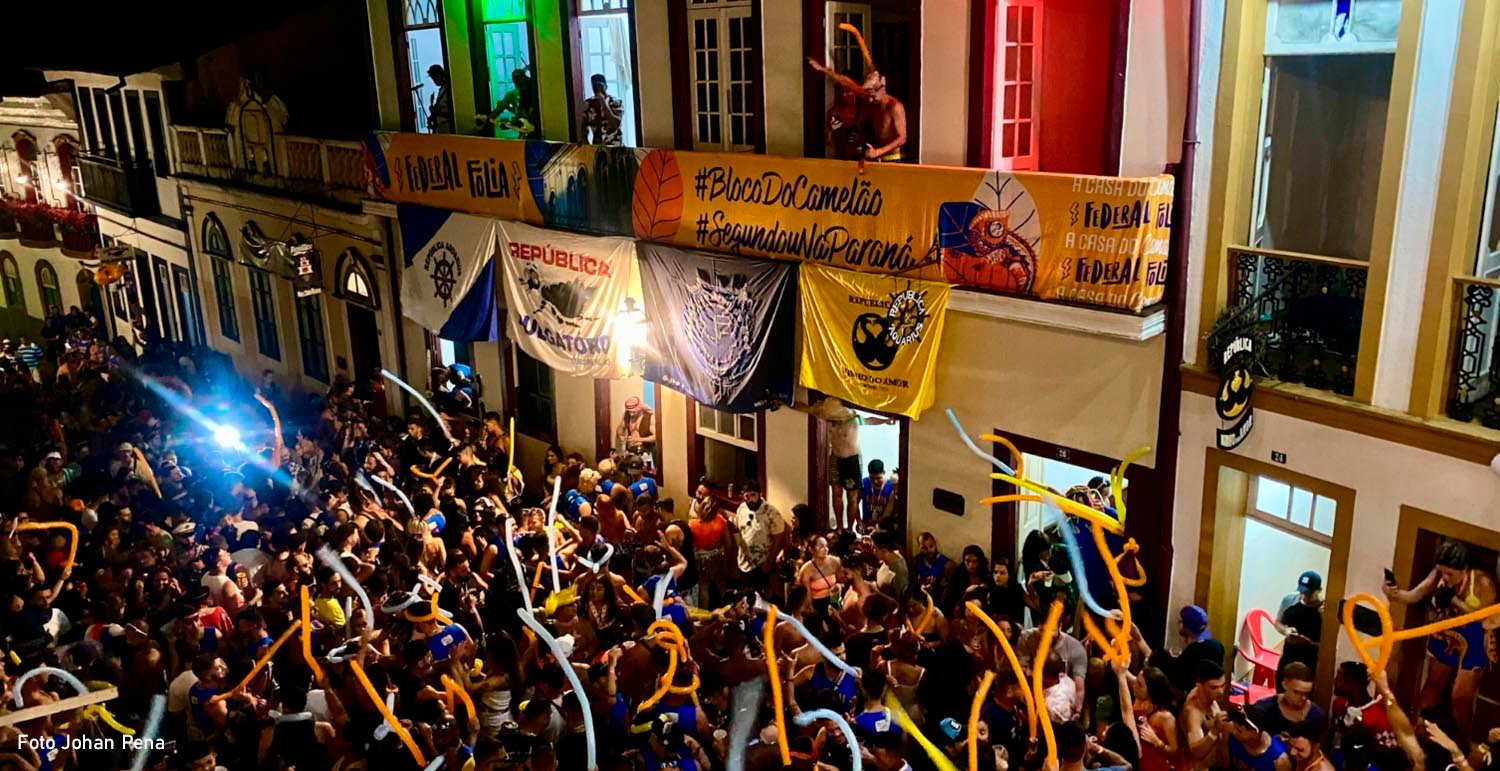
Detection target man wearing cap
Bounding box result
[581,73,624,146]
[1276,571,1324,679]
[1149,605,1227,694]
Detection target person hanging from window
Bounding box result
[581,74,624,146]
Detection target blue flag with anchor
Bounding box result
[398,204,500,342]
[636,243,796,412]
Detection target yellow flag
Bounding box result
[799,265,950,418]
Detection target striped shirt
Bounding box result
[15,343,41,369]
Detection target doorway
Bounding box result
[822,406,904,531]
[346,303,382,382]
[1390,507,1500,745]
[173,266,203,347]
[133,252,160,342]
[575,1,638,146]
[1229,476,1334,683]
[1195,449,1353,705]
[989,433,1153,563]
[1008,451,1127,565]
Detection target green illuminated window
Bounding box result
[481,0,528,22]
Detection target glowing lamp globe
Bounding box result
[212,425,242,449]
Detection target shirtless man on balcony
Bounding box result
[808,25,907,163]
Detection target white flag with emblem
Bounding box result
[398,206,500,341]
[497,220,636,377]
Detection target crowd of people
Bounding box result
[0,310,1495,771]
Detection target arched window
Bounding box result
[12,131,39,203]
[75,269,95,312]
[334,248,379,309]
[53,136,79,208]
[0,252,23,308]
[35,260,61,317]
[201,213,240,342]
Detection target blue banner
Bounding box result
[636,243,796,412]
[398,204,500,342]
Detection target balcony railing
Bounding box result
[1445,276,1500,425]
[1221,246,1369,396]
[172,126,366,205]
[77,154,160,218]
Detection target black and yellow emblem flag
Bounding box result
[799,265,950,418]
[1215,336,1255,449]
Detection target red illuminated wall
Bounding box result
[1036,0,1114,175]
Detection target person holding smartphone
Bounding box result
[1274,571,1325,682]
[1383,540,1499,743]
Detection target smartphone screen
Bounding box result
[1384,568,1396,584]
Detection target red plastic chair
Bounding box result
[1237,609,1280,687]
[1229,609,1280,706]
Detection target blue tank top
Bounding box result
[855,708,903,738]
[189,684,223,731]
[916,554,950,587]
[564,489,588,520]
[428,623,469,662]
[642,748,698,771]
[36,734,66,771]
[1231,735,1289,771]
[809,666,858,713]
[652,703,700,739]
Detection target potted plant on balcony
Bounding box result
[15,202,57,246]
[0,196,18,237]
[57,209,98,256]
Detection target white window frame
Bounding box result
[1249,0,1399,253]
[1249,64,1275,249]
[1264,0,1401,56]
[696,405,758,452]
[825,2,872,112]
[1245,475,1336,546]
[344,266,372,299]
[993,0,1042,171]
[1476,103,1500,279]
[687,0,755,152]
[577,2,638,147]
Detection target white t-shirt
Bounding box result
[733,501,786,573]
[167,669,200,714]
[306,689,331,722]
[202,573,234,606]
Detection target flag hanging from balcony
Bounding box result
[398,204,500,342]
[635,243,796,413]
[497,220,636,378]
[799,265,950,419]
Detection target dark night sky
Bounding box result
[2,0,377,136]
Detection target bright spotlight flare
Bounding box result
[381,369,457,446]
[120,362,289,487]
[212,424,243,449]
